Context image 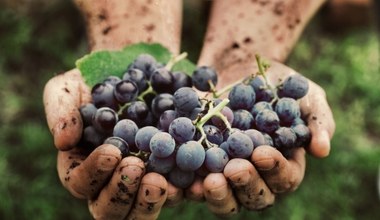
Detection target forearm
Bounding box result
[74,0,182,53]
[198,0,326,68]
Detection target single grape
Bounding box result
[92,107,118,134]
[135,126,160,152]
[147,154,175,174]
[292,123,311,147]
[122,68,148,92]
[192,66,218,91]
[244,129,266,147]
[82,126,106,148]
[219,141,230,152]
[255,109,280,134]
[104,136,129,157]
[172,71,193,92]
[257,88,275,102]
[273,127,297,150]
[211,106,234,130]
[149,132,176,158]
[113,119,139,151]
[203,125,224,145]
[91,82,118,110]
[292,117,306,126]
[114,80,139,104]
[250,101,273,118]
[278,74,309,99]
[129,54,158,79]
[151,93,175,118]
[79,103,97,126]
[176,141,206,171]
[150,67,174,94]
[168,167,195,189]
[262,132,274,146]
[122,101,150,126]
[158,110,178,132]
[169,117,196,144]
[249,76,265,93]
[103,75,122,86]
[226,131,254,158]
[275,97,301,126]
[205,147,229,173]
[232,109,255,130]
[173,87,200,114]
[228,83,256,110]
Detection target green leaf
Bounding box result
[76,43,196,87]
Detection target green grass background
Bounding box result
[0,1,379,219]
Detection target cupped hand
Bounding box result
[199,60,335,216]
[43,69,182,219]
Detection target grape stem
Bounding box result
[137,83,156,101]
[195,98,230,148]
[255,54,279,103]
[165,52,188,70]
[213,77,246,98]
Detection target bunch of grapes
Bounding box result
[78,53,311,189]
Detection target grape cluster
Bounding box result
[78,54,311,189]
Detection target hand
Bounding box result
[199,60,335,216]
[44,69,184,219]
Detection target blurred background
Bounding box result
[0,0,379,219]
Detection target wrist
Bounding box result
[74,0,182,53]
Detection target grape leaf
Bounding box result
[76,43,196,86]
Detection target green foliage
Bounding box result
[76,43,196,86]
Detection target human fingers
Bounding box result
[43,69,91,150]
[185,176,204,202]
[203,173,239,217]
[88,156,145,220]
[57,144,122,199]
[251,145,306,193]
[164,181,184,207]
[300,81,335,157]
[223,158,275,210]
[126,172,168,220]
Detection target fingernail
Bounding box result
[254,158,277,171]
[311,130,330,157]
[141,184,166,203]
[228,170,251,185]
[208,185,228,200]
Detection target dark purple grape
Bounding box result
[168,167,195,189]
[226,131,254,159]
[103,75,122,86]
[176,141,205,171]
[79,103,97,126]
[122,101,150,126]
[273,127,297,150]
[255,109,280,134]
[278,74,309,99]
[262,132,274,146]
[82,126,106,148]
[129,54,158,79]
[122,68,148,92]
[251,101,273,118]
[92,107,118,134]
[275,97,301,126]
[150,67,174,94]
[151,93,175,118]
[91,82,118,110]
[192,66,218,91]
[205,147,229,173]
[135,126,160,152]
[169,117,196,144]
[159,110,178,132]
[147,154,175,174]
[149,132,176,158]
[114,80,139,104]
[292,123,311,147]
[232,109,255,130]
[211,106,234,130]
[173,87,200,114]
[228,83,255,110]
[104,136,129,157]
[244,129,266,147]
[203,125,224,145]
[113,119,139,151]
[172,71,192,92]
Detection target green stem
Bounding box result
[165,52,188,70]
[137,84,156,101]
[196,99,230,128]
[255,54,279,102]
[117,102,132,115]
[214,77,246,98]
